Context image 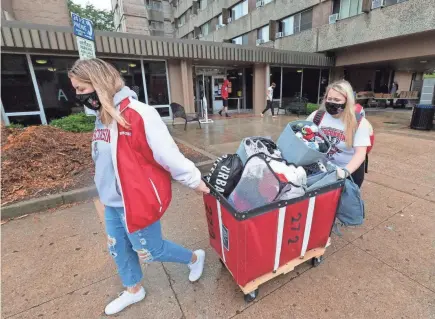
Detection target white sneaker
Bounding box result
[188,249,205,282]
[105,286,146,315]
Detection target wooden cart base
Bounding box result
[221,238,331,302]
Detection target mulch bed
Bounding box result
[1,126,210,206]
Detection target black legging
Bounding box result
[262,100,274,116]
[349,161,365,188]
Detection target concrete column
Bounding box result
[167,60,183,104]
[181,60,195,113]
[167,59,195,113]
[330,67,345,82]
[253,63,268,115]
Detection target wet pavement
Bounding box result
[2,109,435,319]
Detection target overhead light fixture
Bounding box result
[36,59,47,64]
[47,67,57,72]
[120,69,127,73]
[420,60,427,63]
[297,69,302,73]
[128,63,137,67]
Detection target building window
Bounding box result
[278,8,312,37]
[217,14,223,27]
[143,61,169,107]
[178,13,186,27]
[149,20,164,30]
[199,0,207,10]
[200,21,211,36]
[269,67,281,100]
[146,0,163,11]
[281,68,303,109]
[30,57,146,121]
[1,54,41,125]
[257,25,270,44]
[339,0,362,19]
[230,0,248,21]
[232,34,249,45]
[300,9,313,31]
[382,0,408,7]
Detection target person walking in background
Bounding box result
[261,82,277,118]
[389,81,398,107]
[364,80,373,92]
[69,58,210,316]
[218,75,230,117]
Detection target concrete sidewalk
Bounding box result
[2,110,435,318]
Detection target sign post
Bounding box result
[71,12,96,115]
[71,12,96,60]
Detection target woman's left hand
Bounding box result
[195,180,210,194]
[336,167,349,180]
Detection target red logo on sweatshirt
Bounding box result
[93,129,111,143]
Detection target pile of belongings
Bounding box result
[292,122,329,153]
[205,121,339,211]
[228,154,307,211]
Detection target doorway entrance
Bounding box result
[193,66,253,115]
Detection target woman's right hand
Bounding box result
[195,180,210,194]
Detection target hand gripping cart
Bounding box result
[202,178,344,302]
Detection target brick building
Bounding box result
[112,0,175,36]
[1,0,70,26]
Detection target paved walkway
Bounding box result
[2,110,435,318]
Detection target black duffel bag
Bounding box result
[206,154,243,197]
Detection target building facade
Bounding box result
[1,0,70,26]
[0,20,333,126]
[112,0,175,37]
[171,0,435,92]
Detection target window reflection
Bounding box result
[104,59,145,103]
[144,61,169,105]
[31,56,77,121]
[1,54,39,113]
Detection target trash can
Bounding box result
[410,104,434,130]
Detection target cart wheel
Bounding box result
[244,289,259,303]
[312,255,324,267]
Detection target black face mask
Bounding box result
[325,101,345,115]
[76,91,101,111]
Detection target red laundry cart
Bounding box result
[203,178,344,302]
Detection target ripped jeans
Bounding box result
[105,206,193,287]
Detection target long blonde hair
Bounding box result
[320,80,357,148]
[68,58,128,127]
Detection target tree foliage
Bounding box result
[67,0,114,32]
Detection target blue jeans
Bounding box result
[105,206,193,287]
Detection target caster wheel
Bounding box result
[312,255,324,267]
[244,289,259,303]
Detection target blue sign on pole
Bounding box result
[71,12,94,41]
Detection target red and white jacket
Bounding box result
[110,98,201,233]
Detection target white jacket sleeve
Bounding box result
[141,106,201,189]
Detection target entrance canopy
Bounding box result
[1,20,334,67]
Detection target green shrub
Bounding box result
[306,103,319,114]
[50,112,96,133]
[7,123,24,129]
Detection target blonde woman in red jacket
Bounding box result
[69,58,210,315]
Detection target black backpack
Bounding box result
[206,154,243,197]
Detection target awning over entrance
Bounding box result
[1,20,334,67]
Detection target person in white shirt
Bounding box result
[307,80,371,187]
[261,82,277,118]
